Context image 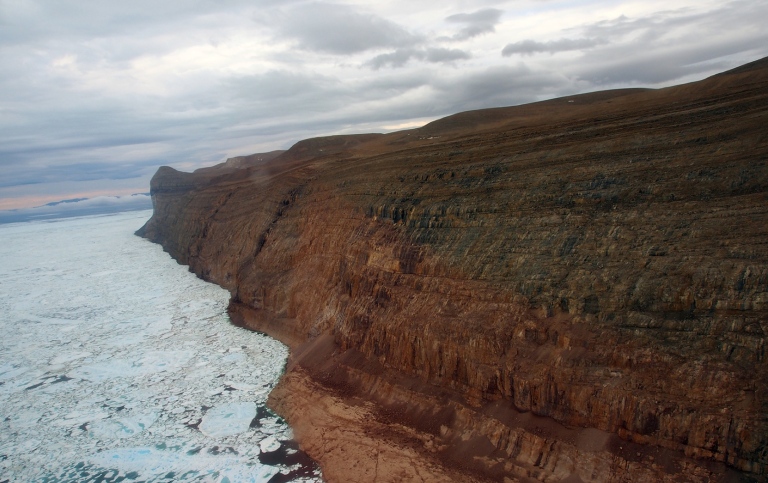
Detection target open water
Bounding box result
[0,211,321,482]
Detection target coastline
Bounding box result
[136,59,768,481]
[229,302,747,483]
[229,301,488,482]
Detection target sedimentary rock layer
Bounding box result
[138,58,768,482]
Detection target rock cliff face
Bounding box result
[137,58,768,482]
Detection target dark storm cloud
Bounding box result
[265,3,421,54]
[502,38,605,56]
[444,8,504,41]
[367,48,471,69]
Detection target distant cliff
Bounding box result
[138,57,768,482]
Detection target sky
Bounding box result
[2,0,767,210]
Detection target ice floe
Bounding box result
[0,211,321,482]
[200,402,258,438]
[260,436,281,453]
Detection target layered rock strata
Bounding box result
[138,58,768,482]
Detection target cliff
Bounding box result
[137,57,768,482]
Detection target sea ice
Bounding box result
[69,350,195,382]
[0,211,320,482]
[54,409,109,427]
[259,436,281,453]
[199,402,258,438]
[88,446,280,481]
[49,351,92,365]
[88,412,158,439]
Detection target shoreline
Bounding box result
[229,301,492,482]
[229,302,747,483]
[137,59,768,481]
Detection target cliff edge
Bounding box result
[137,58,768,482]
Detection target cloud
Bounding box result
[502,38,606,56]
[0,160,157,189]
[265,3,420,54]
[222,70,348,113]
[432,64,568,112]
[425,47,471,63]
[444,8,503,41]
[576,35,767,85]
[367,48,471,69]
[493,1,768,87]
[1,1,768,210]
[0,194,152,224]
[0,0,293,47]
[367,49,415,69]
[571,0,768,85]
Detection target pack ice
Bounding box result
[0,211,321,482]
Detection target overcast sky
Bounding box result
[2,0,767,209]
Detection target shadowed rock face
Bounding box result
[138,58,768,482]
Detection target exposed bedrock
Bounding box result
[138,59,768,481]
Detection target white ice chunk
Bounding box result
[259,436,281,453]
[199,402,257,438]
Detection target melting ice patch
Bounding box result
[0,211,321,482]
